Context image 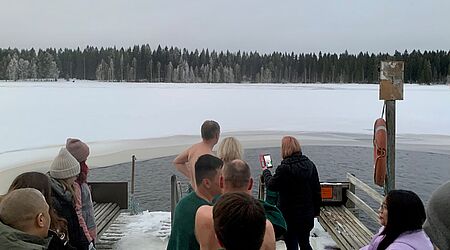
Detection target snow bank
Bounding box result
[112,212,337,250]
[113,211,170,250]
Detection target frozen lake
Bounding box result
[1,81,449,156]
[1,81,449,249]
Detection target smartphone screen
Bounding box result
[263,154,273,168]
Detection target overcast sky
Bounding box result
[1,0,449,54]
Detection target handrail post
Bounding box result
[346,176,356,210]
[131,155,136,195]
[170,175,178,226]
[258,175,265,201]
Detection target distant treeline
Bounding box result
[1,45,449,84]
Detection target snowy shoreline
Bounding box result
[1,131,450,193]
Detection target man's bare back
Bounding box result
[173,120,220,191]
[173,141,214,190]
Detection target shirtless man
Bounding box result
[173,120,220,190]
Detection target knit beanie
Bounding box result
[66,138,90,162]
[423,181,450,250]
[50,148,80,179]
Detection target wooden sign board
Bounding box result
[380,61,404,100]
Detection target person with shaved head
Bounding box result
[0,188,51,249]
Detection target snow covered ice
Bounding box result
[1,81,449,158]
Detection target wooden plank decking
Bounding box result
[94,202,123,249]
[320,205,373,250]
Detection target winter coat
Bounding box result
[263,152,321,225]
[50,177,89,250]
[361,227,434,250]
[74,182,96,243]
[48,230,77,250]
[0,219,51,249]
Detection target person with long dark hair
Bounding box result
[361,190,433,250]
[7,172,75,249]
[263,136,321,250]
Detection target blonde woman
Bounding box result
[49,148,89,250]
[217,137,243,163]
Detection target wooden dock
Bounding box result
[89,182,128,250]
[318,173,382,250]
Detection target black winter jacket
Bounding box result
[48,230,77,250]
[50,177,89,250]
[263,152,321,224]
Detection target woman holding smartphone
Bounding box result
[263,136,321,250]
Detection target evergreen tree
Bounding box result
[422,60,432,84]
[6,54,19,81]
[166,61,173,82]
[17,58,30,79]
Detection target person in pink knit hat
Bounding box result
[66,138,97,249]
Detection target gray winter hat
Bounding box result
[423,181,450,250]
[50,148,80,179]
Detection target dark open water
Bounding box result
[89,146,450,232]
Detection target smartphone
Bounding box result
[259,154,273,169]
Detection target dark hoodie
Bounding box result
[263,152,321,224]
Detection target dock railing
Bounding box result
[345,173,383,222]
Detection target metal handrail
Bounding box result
[170,175,182,226]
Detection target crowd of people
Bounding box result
[0,139,96,250]
[168,120,450,250]
[0,120,449,250]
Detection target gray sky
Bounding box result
[1,0,449,54]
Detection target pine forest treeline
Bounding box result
[1,45,449,84]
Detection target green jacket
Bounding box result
[260,200,287,239]
[0,220,51,250]
[167,192,211,250]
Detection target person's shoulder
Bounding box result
[195,205,213,223]
[178,192,195,203]
[177,192,206,206]
[197,204,213,213]
[191,142,213,154]
[386,242,416,250]
[265,219,274,232]
[388,230,434,250]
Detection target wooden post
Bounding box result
[170,175,177,226]
[258,175,266,201]
[385,101,396,193]
[131,155,136,195]
[379,61,403,194]
[346,179,356,210]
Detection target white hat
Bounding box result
[50,148,80,179]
